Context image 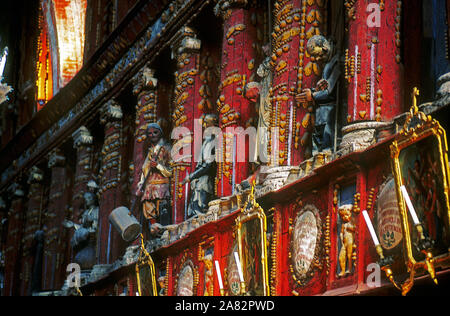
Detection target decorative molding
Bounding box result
[8,182,25,199]
[100,100,123,125]
[27,166,44,185]
[72,126,93,149]
[340,121,389,153]
[132,66,158,95]
[47,148,66,169]
[256,166,298,198]
[170,26,201,58]
[214,0,248,19]
[88,264,113,284]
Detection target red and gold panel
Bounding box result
[172,249,200,297]
[283,192,327,296]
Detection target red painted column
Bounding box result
[271,0,327,163]
[71,126,94,223]
[19,167,44,296]
[170,26,207,223]
[131,66,159,224]
[345,0,403,124]
[42,148,71,291]
[214,0,261,197]
[3,184,25,296]
[98,100,126,264]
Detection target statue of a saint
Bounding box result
[137,123,173,226]
[296,35,341,154]
[63,192,99,270]
[244,44,272,164]
[182,114,218,218]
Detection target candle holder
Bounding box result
[375,245,402,292]
[389,88,449,295]
[239,282,247,296]
[414,224,438,285]
[220,289,225,296]
[375,244,417,296]
[374,224,438,295]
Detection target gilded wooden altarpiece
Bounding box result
[236,187,270,296]
[390,90,450,291]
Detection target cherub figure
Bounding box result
[338,204,356,277]
[202,253,214,296]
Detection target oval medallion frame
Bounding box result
[175,260,198,296]
[376,177,403,251]
[290,204,323,286]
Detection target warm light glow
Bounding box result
[36,0,87,111]
[0,47,8,78]
[52,0,87,88]
[36,23,54,111]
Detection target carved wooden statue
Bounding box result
[63,192,99,270]
[137,123,173,226]
[296,35,341,154]
[202,253,214,296]
[244,44,272,164]
[183,114,218,218]
[338,204,356,277]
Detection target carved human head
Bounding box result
[338,204,353,223]
[307,35,332,64]
[158,276,166,288]
[202,114,219,128]
[244,81,261,103]
[146,123,163,145]
[84,192,97,208]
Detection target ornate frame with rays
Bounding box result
[236,185,270,296]
[175,259,199,296]
[389,89,450,294]
[136,235,158,296]
[289,204,323,287]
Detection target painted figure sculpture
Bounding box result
[244,44,272,164]
[296,35,341,154]
[338,204,356,277]
[137,123,173,226]
[63,192,99,270]
[183,114,218,218]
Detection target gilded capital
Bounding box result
[132,66,158,96]
[27,166,44,185]
[48,148,66,169]
[8,182,25,199]
[170,26,201,59]
[72,126,93,149]
[214,0,248,19]
[100,99,123,125]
